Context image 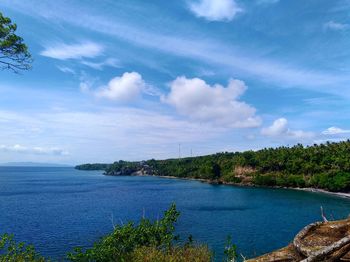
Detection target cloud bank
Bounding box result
[0,144,68,155]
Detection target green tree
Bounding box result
[0,12,32,73]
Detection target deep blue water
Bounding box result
[1,167,350,261]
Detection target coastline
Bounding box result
[127,173,350,199]
[292,187,350,199]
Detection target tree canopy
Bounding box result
[0,12,32,73]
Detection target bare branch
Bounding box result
[109,213,116,230]
[320,206,328,222]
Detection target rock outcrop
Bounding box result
[248,217,350,262]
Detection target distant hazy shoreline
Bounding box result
[0,162,72,167]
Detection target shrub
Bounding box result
[67,203,210,261]
[276,175,306,188]
[0,234,46,262]
[310,172,350,192]
[253,174,276,186]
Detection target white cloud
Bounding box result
[324,21,349,31]
[322,126,350,135]
[41,41,104,60]
[261,118,288,136]
[0,144,68,155]
[95,72,146,102]
[189,0,243,21]
[261,118,314,139]
[161,76,261,128]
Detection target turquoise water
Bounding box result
[1,167,350,260]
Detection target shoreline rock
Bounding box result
[247,217,350,261]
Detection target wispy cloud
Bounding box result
[188,0,243,22]
[322,126,350,135]
[324,21,349,31]
[6,1,349,94]
[256,0,279,4]
[57,66,76,75]
[41,41,104,60]
[81,58,121,70]
[78,72,98,94]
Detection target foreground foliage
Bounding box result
[68,203,189,261]
[0,234,46,262]
[0,12,32,72]
[77,141,350,192]
[1,204,217,262]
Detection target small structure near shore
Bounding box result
[248,212,350,261]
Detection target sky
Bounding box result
[0,0,350,165]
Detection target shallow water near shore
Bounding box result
[1,167,350,261]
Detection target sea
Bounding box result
[1,166,350,261]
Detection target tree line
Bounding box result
[76,140,350,192]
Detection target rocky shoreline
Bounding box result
[293,187,350,199]
[105,171,350,200]
[247,216,350,261]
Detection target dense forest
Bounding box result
[76,141,350,192]
[75,163,110,170]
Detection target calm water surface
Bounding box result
[1,167,350,260]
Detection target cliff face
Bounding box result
[248,217,350,262]
[104,163,154,176]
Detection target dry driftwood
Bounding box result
[293,222,323,257]
[321,206,329,222]
[300,235,350,262]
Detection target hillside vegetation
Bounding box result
[76,141,350,192]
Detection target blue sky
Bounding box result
[0,0,350,165]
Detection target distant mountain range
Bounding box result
[0,162,72,167]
